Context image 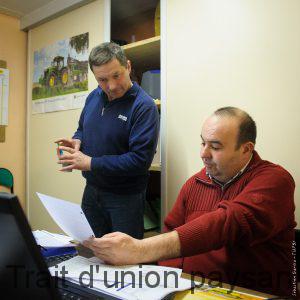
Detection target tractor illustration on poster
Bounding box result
[40,55,87,87]
[32,32,89,101]
[41,56,68,87]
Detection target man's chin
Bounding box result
[205,166,214,173]
[109,92,125,100]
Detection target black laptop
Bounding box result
[0,192,118,300]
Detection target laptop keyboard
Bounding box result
[56,277,111,300]
[59,289,87,300]
[45,253,77,267]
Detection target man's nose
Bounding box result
[200,145,211,159]
[108,80,117,91]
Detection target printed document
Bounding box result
[49,256,192,300]
[37,192,94,242]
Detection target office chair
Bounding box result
[0,168,14,193]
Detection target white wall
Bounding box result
[165,0,300,224]
[27,0,107,231]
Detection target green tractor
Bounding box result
[42,56,69,87]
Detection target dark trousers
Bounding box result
[81,184,146,239]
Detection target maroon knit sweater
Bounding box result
[159,151,296,297]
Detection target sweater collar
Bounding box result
[195,150,262,186]
[208,153,253,187]
[97,81,140,103]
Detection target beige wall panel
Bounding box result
[28,0,106,231]
[165,0,300,224]
[0,14,27,209]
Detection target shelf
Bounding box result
[122,36,160,70]
[149,163,161,172]
[122,36,160,51]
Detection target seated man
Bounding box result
[83,107,296,297]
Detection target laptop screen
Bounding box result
[0,192,60,299]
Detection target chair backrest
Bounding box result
[0,168,14,193]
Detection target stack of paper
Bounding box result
[33,230,74,248]
[49,256,192,300]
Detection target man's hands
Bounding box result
[83,232,143,265]
[83,230,181,266]
[55,138,91,171]
[55,138,81,151]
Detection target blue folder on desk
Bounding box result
[40,245,77,257]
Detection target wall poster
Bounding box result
[32,32,89,114]
[0,68,9,125]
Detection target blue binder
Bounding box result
[40,246,77,257]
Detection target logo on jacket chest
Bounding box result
[118,114,128,122]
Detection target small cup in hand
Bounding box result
[57,143,72,172]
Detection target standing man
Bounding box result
[84,107,296,297]
[56,42,159,239]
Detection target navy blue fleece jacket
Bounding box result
[73,82,159,194]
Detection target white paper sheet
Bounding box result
[37,193,94,242]
[49,256,191,300]
[32,230,74,247]
[50,256,182,287]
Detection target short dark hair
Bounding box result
[214,106,256,149]
[88,42,128,71]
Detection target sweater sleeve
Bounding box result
[158,179,190,269]
[175,167,295,257]
[91,103,159,176]
[163,180,189,231]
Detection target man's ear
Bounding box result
[242,142,255,154]
[127,60,131,73]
